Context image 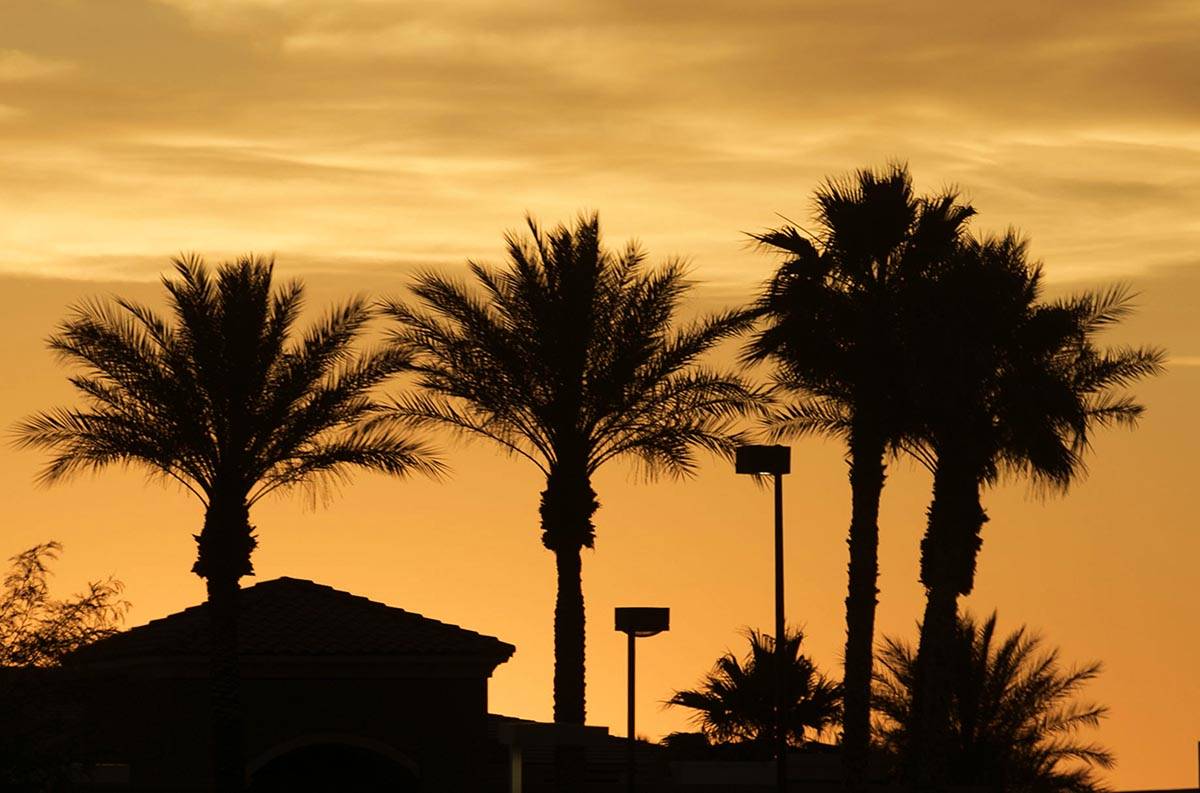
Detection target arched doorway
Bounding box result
[250,738,419,793]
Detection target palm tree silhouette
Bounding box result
[382,213,761,786]
[874,611,1115,792]
[742,164,974,787]
[666,627,842,756]
[900,233,1164,786]
[14,256,441,792]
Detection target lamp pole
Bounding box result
[627,630,636,791]
[735,444,791,793]
[615,607,670,793]
[773,467,785,792]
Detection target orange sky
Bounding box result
[2,1,1198,787]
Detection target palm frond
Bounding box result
[13,407,209,500]
[252,425,444,505]
[760,396,853,441]
[386,391,551,473]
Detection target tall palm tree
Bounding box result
[14,256,441,792]
[666,627,842,755]
[900,233,1164,786]
[874,611,1115,793]
[382,213,761,786]
[742,164,975,787]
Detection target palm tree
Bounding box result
[382,213,761,786]
[900,233,1164,786]
[874,611,1115,792]
[14,256,441,792]
[742,164,975,786]
[666,627,842,755]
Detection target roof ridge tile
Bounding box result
[68,577,515,665]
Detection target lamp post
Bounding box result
[615,606,670,793]
[735,444,791,793]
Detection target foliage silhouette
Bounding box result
[382,213,761,787]
[0,542,128,791]
[874,611,1114,792]
[1,542,127,668]
[900,234,1164,785]
[666,627,842,757]
[13,256,441,792]
[742,163,975,788]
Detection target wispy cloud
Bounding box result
[0,49,72,82]
[0,0,1197,285]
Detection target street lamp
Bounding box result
[734,444,791,793]
[615,606,670,793]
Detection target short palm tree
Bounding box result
[874,611,1115,792]
[901,233,1164,785]
[382,214,761,783]
[667,627,842,755]
[742,164,975,786]
[14,256,441,792]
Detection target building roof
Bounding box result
[68,577,515,665]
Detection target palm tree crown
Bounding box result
[874,612,1115,793]
[17,256,439,528]
[385,214,760,515]
[667,627,842,753]
[744,165,974,445]
[907,233,1163,494]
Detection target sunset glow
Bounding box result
[2,1,1198,787]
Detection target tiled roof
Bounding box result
[69,577,515,664]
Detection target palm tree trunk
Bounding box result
[206,574,245,793]
[552,545,587,726]
[552,545,587,791]
[910,579,958,789]
[193,493,256,793]
[909,456,987,789]
[841,432,886,791]
[540,465,599,792]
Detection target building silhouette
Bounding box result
[64,577,514,791]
